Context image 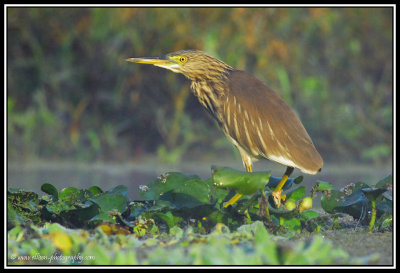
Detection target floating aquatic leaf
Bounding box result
[89,193,128,223]
[148,211,184,229]
[138,172,202,201]
[41,183,59,201]
[282,217,302,233]
[60,204,100,228]
[212,166,270,195]
[162,178,212,208]
[375,174,392,201]
[90,185,129,212]
[8,189,41,225]
[286,186,306,202]
[375,174,392,189]
[314,181,334,191]
[382,191,392,201]
[88,186,103,196]
[108,185,129,196]
[58,187,81,202]
[361,188,387,201]
[300,210,319,221]
[316,174,393,230]
[320,184,368,222]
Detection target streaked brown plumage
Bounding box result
[224,70,322,174]
[127,50,323,208]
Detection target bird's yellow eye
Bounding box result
[179,56,187,63]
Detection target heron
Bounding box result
[126,50,323,208]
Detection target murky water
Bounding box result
[7,159,392,202]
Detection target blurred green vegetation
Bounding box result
[7,7,393,164]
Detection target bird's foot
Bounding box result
[272,190,285,208]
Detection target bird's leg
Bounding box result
[223,192,243,207]
[272,166,294,208]
[244,162,253,172]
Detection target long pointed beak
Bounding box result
[125,56,175,65]
[126,55,181,73]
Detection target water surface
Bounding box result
[7,159,392,202]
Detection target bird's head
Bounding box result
[126,50,232,81]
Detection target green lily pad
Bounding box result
[212,166,270,195]
[138,172,202,201]
[375,174,392,189]
[88,185,129,224]
[375,174,392,201]
[148,211,183,229]
[58,187,82,203]
[88,186,103,196]
[7,189,41,225]
[90,193,128,214]
[318,181,383,225]
[41,183,59,201]
[286,186,306,202]
[164,178,212,207]
[314,181,334,191]
[300,210,319,220]
[321,186,368,218]
[361,188,387,201]
[60,204,100,227]
[108,185,129,196]
[138,172,212,210]
[282,217,302,232]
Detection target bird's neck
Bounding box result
[190,75,230,121]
